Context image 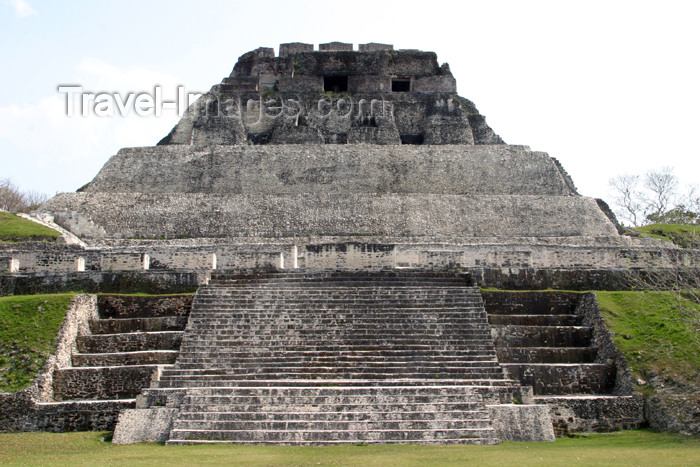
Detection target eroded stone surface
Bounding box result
[112,408,178,444]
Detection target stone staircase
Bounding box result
[484,292,614,396]
[41,296,191,430]
[139,271,532,445]
[484,291,645,435]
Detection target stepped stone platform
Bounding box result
[483,291,645,435]
[45,296,191,430]
[114,271,554,444]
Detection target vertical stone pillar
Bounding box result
[291,245,298,269]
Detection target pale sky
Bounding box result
[1,0,698,204]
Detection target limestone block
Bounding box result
[359,43,393,52]
[487,404,555,442]
[112,408,178,444]
[279,42,314,57]
[319,42,353,51]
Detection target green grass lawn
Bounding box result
[596,291,700,392]
[0,293,75,392]
[0,211,62,242]
[634,223,700,249]
[0,430,698,466]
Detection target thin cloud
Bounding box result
[9,0,37,18]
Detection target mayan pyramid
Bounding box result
[40,40,646,275]
[6,41,673,444]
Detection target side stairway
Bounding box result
[119,271,549,445]
[35,295,191,431]
[484,291,645,435]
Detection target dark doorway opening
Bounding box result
[324,76,348,92]
[400,134,424,145]
[392,78,411,92]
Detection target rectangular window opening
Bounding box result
[324,76,348,92]
[400,134,424,145]
[392,78,411,92]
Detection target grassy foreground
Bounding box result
[0,430,699,466]
[0,211,61,242]
[0,293,75,392]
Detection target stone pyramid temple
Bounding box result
[4,42,672,443]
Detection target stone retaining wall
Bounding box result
[84,145,572,196]
[43,192,619,239]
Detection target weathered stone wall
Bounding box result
[52,366,157,400]
[578,293,636,394]
[1,271,202,296]
[43,193,618,239]
[83,145,572,196]
[305,243,395,269]
[101,253,147,271]
[540,395,646,436]
[396,242,685,270]
[98,295,193,319]
[0,243,98,273]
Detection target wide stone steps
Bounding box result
[197,293,483,299]
[173,359,501,368]
[173,419,494,431]
[181,326,492,337]
[198,287,480,294]
[158,374,505,386]
[142,273,518,444]
[176,410,486,422]
[179,337,494,346]
[191,306,487,311]
[207,280,473,288]
[196,295,482,302]
[160,371,506,382]
[167,428,497,445]
[166,383,497,445]
[176,349,499,359]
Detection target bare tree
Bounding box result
[0,178,26,213]
[22,190,50,212]
[685,184,700,215]
[609,167,697,226]
[0,178,49,213]
[609,174,644,226]
[643,166,678,220]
